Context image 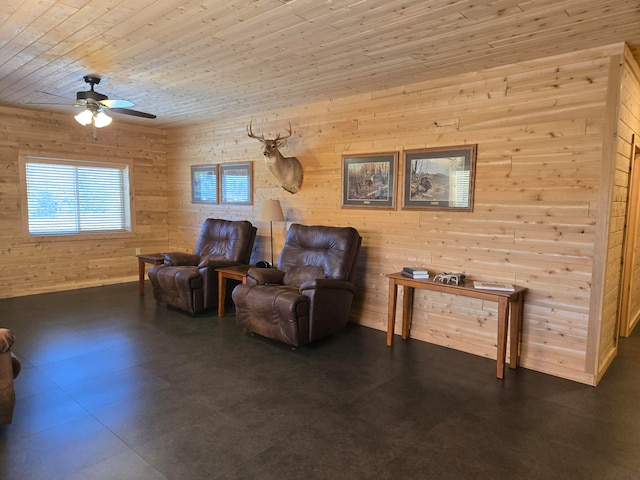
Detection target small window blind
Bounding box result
[221,168,251,204]
[24,157,132,235]
[450,170,470,207]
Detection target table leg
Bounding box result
[387,278,398,346]
[496,296,509,379]
[509,293,524,369]
[401,286,414,340]
[218,271,226,318]
[138,258,145,296]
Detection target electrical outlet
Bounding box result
[135,248,141,255]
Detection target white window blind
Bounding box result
[450,170,470,207]
[24,157,132,235]
[221,168,251,204]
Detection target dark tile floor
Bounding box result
[1,282,639,480]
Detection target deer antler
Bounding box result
[246,119,265,141]
[274,121,292,142]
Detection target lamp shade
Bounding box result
[74,109,93,126]
[259,199,285,222]
[93,111,112,128]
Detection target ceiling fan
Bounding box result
[73,75,156,118]
[33,75,156,140]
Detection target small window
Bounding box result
[23,156,132,236]
[220,161,253,205]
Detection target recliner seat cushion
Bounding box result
[154,266,202,291]
[283,266,325,287]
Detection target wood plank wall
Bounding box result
[0,106,168,297]
[166,44,630,385]
[600,45,640,371]
[2,43,638,385]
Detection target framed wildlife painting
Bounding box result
[401,145,477,211]
[191,164,218,204]
[341,152,398,209]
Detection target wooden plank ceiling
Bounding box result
[1,0,639,128]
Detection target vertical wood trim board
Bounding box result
[589,54,624,383]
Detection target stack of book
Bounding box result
[401,267,430,279]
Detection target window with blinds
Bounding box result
[24,157,132,235]
[220,162,253,205]
[450,170,470,207]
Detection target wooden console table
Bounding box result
[136,253,165,296]
[216,264,252,317]
[386,272,526,379]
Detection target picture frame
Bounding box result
[401,145,477,211]
[341,152,398,209]
[220,161,253,205]
[191,164,219,204]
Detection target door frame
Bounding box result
[619,134,640,337]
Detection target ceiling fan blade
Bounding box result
[100,99,134,108]
[109,107,156,119]
[27,101,72,105]
[35,90,73,102]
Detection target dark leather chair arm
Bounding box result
[0,329,19,379]
[164,252,200,266]
[198,258,241,268]
[0,329,14,354]
[246,268,286,285]
[299,278,356,294]
[299,279,356,343]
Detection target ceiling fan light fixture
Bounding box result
[74,107,112,128]
[74,108,93,126]
[93,110,112,128]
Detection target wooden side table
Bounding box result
[216,264,252,317]
[386,272,526,379]
[136,253,165,296]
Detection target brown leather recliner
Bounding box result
[232,223,362,347]
[149,219,256,314]
[0,328,21,426]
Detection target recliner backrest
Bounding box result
[278,224,361,281]
[194,218,256,263]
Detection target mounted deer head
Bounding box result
[247,120,303,194]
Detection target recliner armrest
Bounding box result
[198,258,240,268]
[299,278,356,293]
[0,329,14,354]
[164,252,200,266]
[246,268,286,285]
